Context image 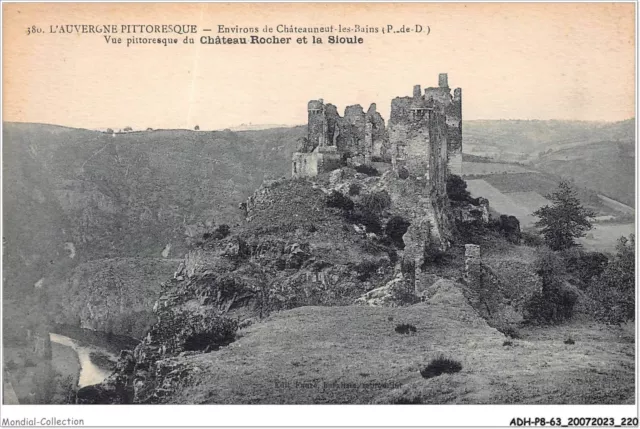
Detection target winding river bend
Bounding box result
[49,333,116,388]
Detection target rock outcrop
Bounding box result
[88,160,465,403]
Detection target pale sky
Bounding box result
[3,3,635,130]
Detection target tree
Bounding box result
[446,174,471,202]
[533,181,595,251]
[524,247,577,323]
[194,125,200,131]
[588,234,635,323]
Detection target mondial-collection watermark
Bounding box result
[1,417,85,426]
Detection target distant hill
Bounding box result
[532,140,635,207]
[463,119,635,207]
[46,257,179,339]
[225,124,295,132]
[464,119,634,158]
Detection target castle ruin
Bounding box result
[291,73,462,179]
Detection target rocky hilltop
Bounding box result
[77,163,523,404]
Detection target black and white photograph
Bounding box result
[1,2,637,426]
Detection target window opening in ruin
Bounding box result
[293,162,297,173]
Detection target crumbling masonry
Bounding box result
[292,73,462,178]
[291,74,464,299]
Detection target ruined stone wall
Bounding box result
[295,74,459,179]
[33,330,52,360]
[307,100,326,149]
[324,104,341,149]
[292,152,320,178]
[446,88,463,175]
[387,76,461,257]
[389,97,412,173]
[367,105,386,158]
[428,111,448,195]
[343,105,366,155]
[384,171,454,255]
[424,87,451,106]
[291,150,342,179]
[293,100,387,178]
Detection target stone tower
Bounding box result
[307,99,327,148]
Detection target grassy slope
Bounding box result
[533,141,635,207]
[464,119,635,208]
[473,172,616,217]
[464,119,634,155]
[163,281,634,404]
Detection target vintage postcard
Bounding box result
[1,2,637,427]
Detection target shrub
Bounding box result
[498,325,521,339]
[361,191,391,213]
[181,315,238,352]
[397,167,410,180]
[422,242,450,267]
[348,183,361,196]
[586,235,634,324]
[564,249,608,286]
[394,323,417,335]
[420,356,462,379]
[564,338,575,345]
[387,248,399,264]
[447,175,471,202]
[214,224,230,239]
[203,224,231,241]
[502,340,513,347]
[123,126,133,132]
[348,208,382,235]
[525,286,578,324]
[387,316,394,321]
[498,215,521,244]
[361,239,386,255]
[106,128,114,134]
[326,191,354,211]
[385,216,411,249]
[524,248,577,324]
[522,230,544,247]
[390,277,419,306]
[5,359,17,371]
[354,164,380,176]
[355,260,378,281]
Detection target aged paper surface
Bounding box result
[1,2,636,427]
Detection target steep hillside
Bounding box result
[533,141,635,207]
[44,258,179,339]
[86,280,634,405]
[2,122,303,301]
[463,120,635,209]
[177,302,633,405]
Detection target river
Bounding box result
[49,333,116,388]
